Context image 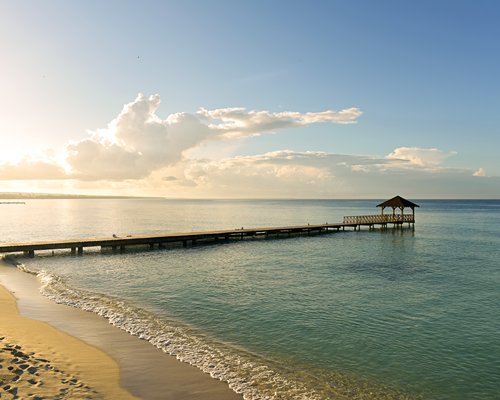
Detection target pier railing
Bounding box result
[343,214,414,224]
[0,216,416,258]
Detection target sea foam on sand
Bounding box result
[0,279,136,400]
[0,259,242,400]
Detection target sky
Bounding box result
[0,0,499,198]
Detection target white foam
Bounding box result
[25,267,321,400]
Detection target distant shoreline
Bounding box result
[1,193,499,201]
[0,192,158,200]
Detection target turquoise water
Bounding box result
[2,199,499,399]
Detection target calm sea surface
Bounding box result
[1,199,499,399]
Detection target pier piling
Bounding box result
[0,197,419,258]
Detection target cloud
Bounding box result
[156,148,500,198]
[65,94,213,180]
[3,93,497,198]
[59,94,362,180]
[473,167,486,177]
[172,150,405,197]
[0,94,361,181]
[182,149,394,182]
[181,151,335,197]
[197,107,362,139]
[0,158,67,180]
[386,147,457,169]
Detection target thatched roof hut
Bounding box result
[377,195,419,216]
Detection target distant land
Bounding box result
[0,192,158,200]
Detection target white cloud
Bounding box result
[155,148,500,198]
[2,93,497,198]
[197,107,362,139]
[473,167,486,177]
[0,158,67,180]
[165,150,406,197]
[386,147,456,168]
[6,93,359,181]
[181,151,335,197]
[65,94,214,180]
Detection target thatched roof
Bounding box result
[377,196,419,209]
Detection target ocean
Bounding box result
[1,199,499,399]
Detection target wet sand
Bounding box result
[0,278,136,399]
[0,259,242,400]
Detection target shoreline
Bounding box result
[0,258,242,400]
[0,269,136,399]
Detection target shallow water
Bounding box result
[2,199,499,399]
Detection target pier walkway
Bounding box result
[0,214,414,258]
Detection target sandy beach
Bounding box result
[0,275,136,399]
[0,258,242,400]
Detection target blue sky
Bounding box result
[0,0,499,198]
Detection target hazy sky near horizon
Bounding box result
[1,0,499,198]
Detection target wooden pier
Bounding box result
[0,216,414,258]
[0,196,419,258]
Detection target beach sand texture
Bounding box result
[0,284,136,400]
[0,260,242,400]
[0,337,101,399]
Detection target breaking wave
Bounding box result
[19,263,324,400]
